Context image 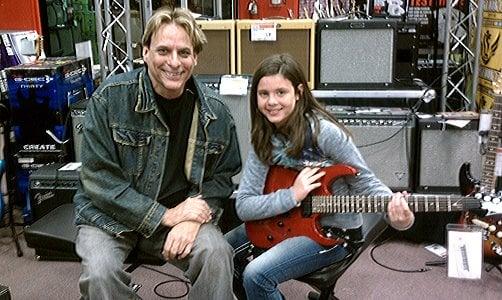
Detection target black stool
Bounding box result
[23,203,164,269]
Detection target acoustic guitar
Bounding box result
[246,165,489,249]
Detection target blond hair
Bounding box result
[142,7,207,54]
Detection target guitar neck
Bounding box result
[481,101,502,190]
[309,194,479,214]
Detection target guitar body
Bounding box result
[245,164,358,249]
[458,162,479,196]
[459,163,502,262]
[459,211,502,262]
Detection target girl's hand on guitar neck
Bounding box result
[387,191,415,231]
[291,167,326,205]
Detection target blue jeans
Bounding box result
[76,223,234,300]
[225,224,349,300]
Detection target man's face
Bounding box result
[143,23,198,99]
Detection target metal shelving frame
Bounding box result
[440,0,484,112]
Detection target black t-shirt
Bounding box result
[155,82,197,208]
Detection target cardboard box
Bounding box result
[6,57,93,154]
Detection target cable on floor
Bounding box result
[140,265,190,299]
[370,237,431,273]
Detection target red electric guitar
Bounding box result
[246,165,485,249]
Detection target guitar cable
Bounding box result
[369,237,431,273]
[140,265,190,299]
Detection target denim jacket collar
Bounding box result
[135,67,217,124]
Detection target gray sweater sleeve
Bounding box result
[235,149,299,221]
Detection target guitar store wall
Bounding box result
[38,0,98,63]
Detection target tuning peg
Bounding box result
[483,194,493,202]
[492,197,501,204]
[496,231,502,239]
[471,218,489,229]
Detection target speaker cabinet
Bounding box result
[194,74,252,184]
[70,98,88,162]
[195,20,235,75]
[236,19,315,88]
[316,19,397,89]
[417,116,482,193]
[328,107,416,191]
[29,163,79,222]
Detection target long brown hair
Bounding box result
[250,53,347,164]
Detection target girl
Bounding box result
[226,53,414,299]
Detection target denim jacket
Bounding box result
[73,67,242,238]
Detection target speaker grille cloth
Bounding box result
[320,28,394,84]
[219,93,251,183]
[345,123,413,191]
[419,129,482,188]
[195,30,231,74]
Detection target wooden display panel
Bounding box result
[195,19,235,75]
[236,19,315,88]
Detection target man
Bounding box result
[73,7,241,299]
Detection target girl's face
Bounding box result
[257,74,301,128]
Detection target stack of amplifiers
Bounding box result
[194,20,235,75]
[417,114,482,193]
[327,107,416,191]
[194,74,252,184]
[29,162,80,222]
[236,19,315,88]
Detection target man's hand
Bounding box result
[387,191,415,231]
[162,221,201,260]
[161,195,212,227]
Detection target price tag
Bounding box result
[251,22,277,42]
[447,224,483,280]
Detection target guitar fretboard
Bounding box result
[310,194,479,213]
[481,99,502,191]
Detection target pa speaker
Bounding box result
[236,19,315,88]
[316,19,397,89]
[417,116,482,193]
[195,20,235,75]
[328,107,416,191]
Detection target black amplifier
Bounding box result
[29,163,80,222]
[70,98,88,162]
[327,106,416,191]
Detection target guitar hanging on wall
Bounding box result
[458,79,502,261]
[246,165,496,249]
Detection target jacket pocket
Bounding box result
[203,142,225,179]
[112,128,152,177]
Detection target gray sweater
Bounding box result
[236,118,392,230]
